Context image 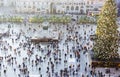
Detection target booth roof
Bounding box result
[32,30,58,39]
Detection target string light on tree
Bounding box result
[93,0,119,61]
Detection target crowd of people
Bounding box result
[0,22,119,77]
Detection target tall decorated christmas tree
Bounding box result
[93,0,119,61]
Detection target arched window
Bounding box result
[66,6,69,10]
[75,6,79,10]
[94,8,98,11]
[80,9,84,14]
[87,1,89,4]
[71,6,74,10]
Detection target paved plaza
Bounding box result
[0,22,119,77]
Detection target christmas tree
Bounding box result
[93,0,119,61]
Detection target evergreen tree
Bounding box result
[93,0,119,61]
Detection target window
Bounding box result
[66,6,69,10]
[87,1,89,4]
[91,1,93,4]
[58,10,60,13]
[80,9,84,14]
[75,6,79,10]
[94,8,98,11]
[86,6,89,8]
[37,8,40,11]
[81,6,83,8]
[71,6,74,10]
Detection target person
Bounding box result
[14,68,16,72]
[4,69,6,75]
[82,74,84,77]
[18,74,21,77]
[38,67,41,73]
[40,74,42,77]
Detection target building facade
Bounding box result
[85,0,105,15]
[15,0,105,14]
[0,0,4,6]
[0,0,15,7]
[15,0,51,13]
